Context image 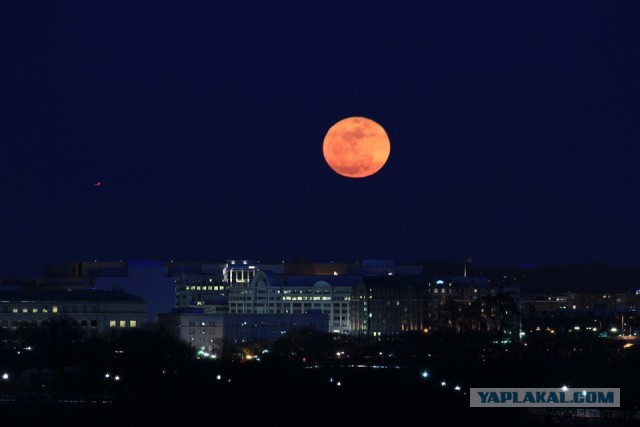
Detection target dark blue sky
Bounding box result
[2,1,640,278]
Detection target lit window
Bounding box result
[119,320,126,328]
[52,306,58,313]
[130,320,137,328]
[109,320,116,328]
[12,308,17,313]
[43,307,48,313]
[22,308,28,313]
[32,308,38,313]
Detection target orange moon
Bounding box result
[322,116,390,178]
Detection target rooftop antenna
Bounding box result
[464,257,472,278]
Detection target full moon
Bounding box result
[322,116,390,178]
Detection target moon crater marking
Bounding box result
[322,116,390,178]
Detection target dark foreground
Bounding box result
[1,362,638,427]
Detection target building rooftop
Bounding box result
[282,274,362,288]
[0,289,144,303]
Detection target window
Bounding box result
[12,307,17,313]
[52,306,58,313]
[33,308,38,313]
[109,320,116,328]
[22,308,28,313]
[119,320,126,328]
[130,320,137,328]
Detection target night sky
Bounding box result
[2,1,640,278]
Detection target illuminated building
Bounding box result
[45,259,257,322]
[222,260,260,286]
[174,273,228,313]
[228,270,357,334]
[0,289,147,333]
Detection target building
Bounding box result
[425,276,490,331]
[173,260,288,313]
[222,259,260,286]
[156,308,225,353]
[521,291,640,336]
[92,260,176,323]
[223,311,328,345]
[228,270,358,334]
[45,259,178,323]
[521,294,570,319]
[0,289,147,334]
[350,274,429,339]
[156,308,328,354]
[174,272,228,313]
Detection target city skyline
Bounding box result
[3,2,640,279]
